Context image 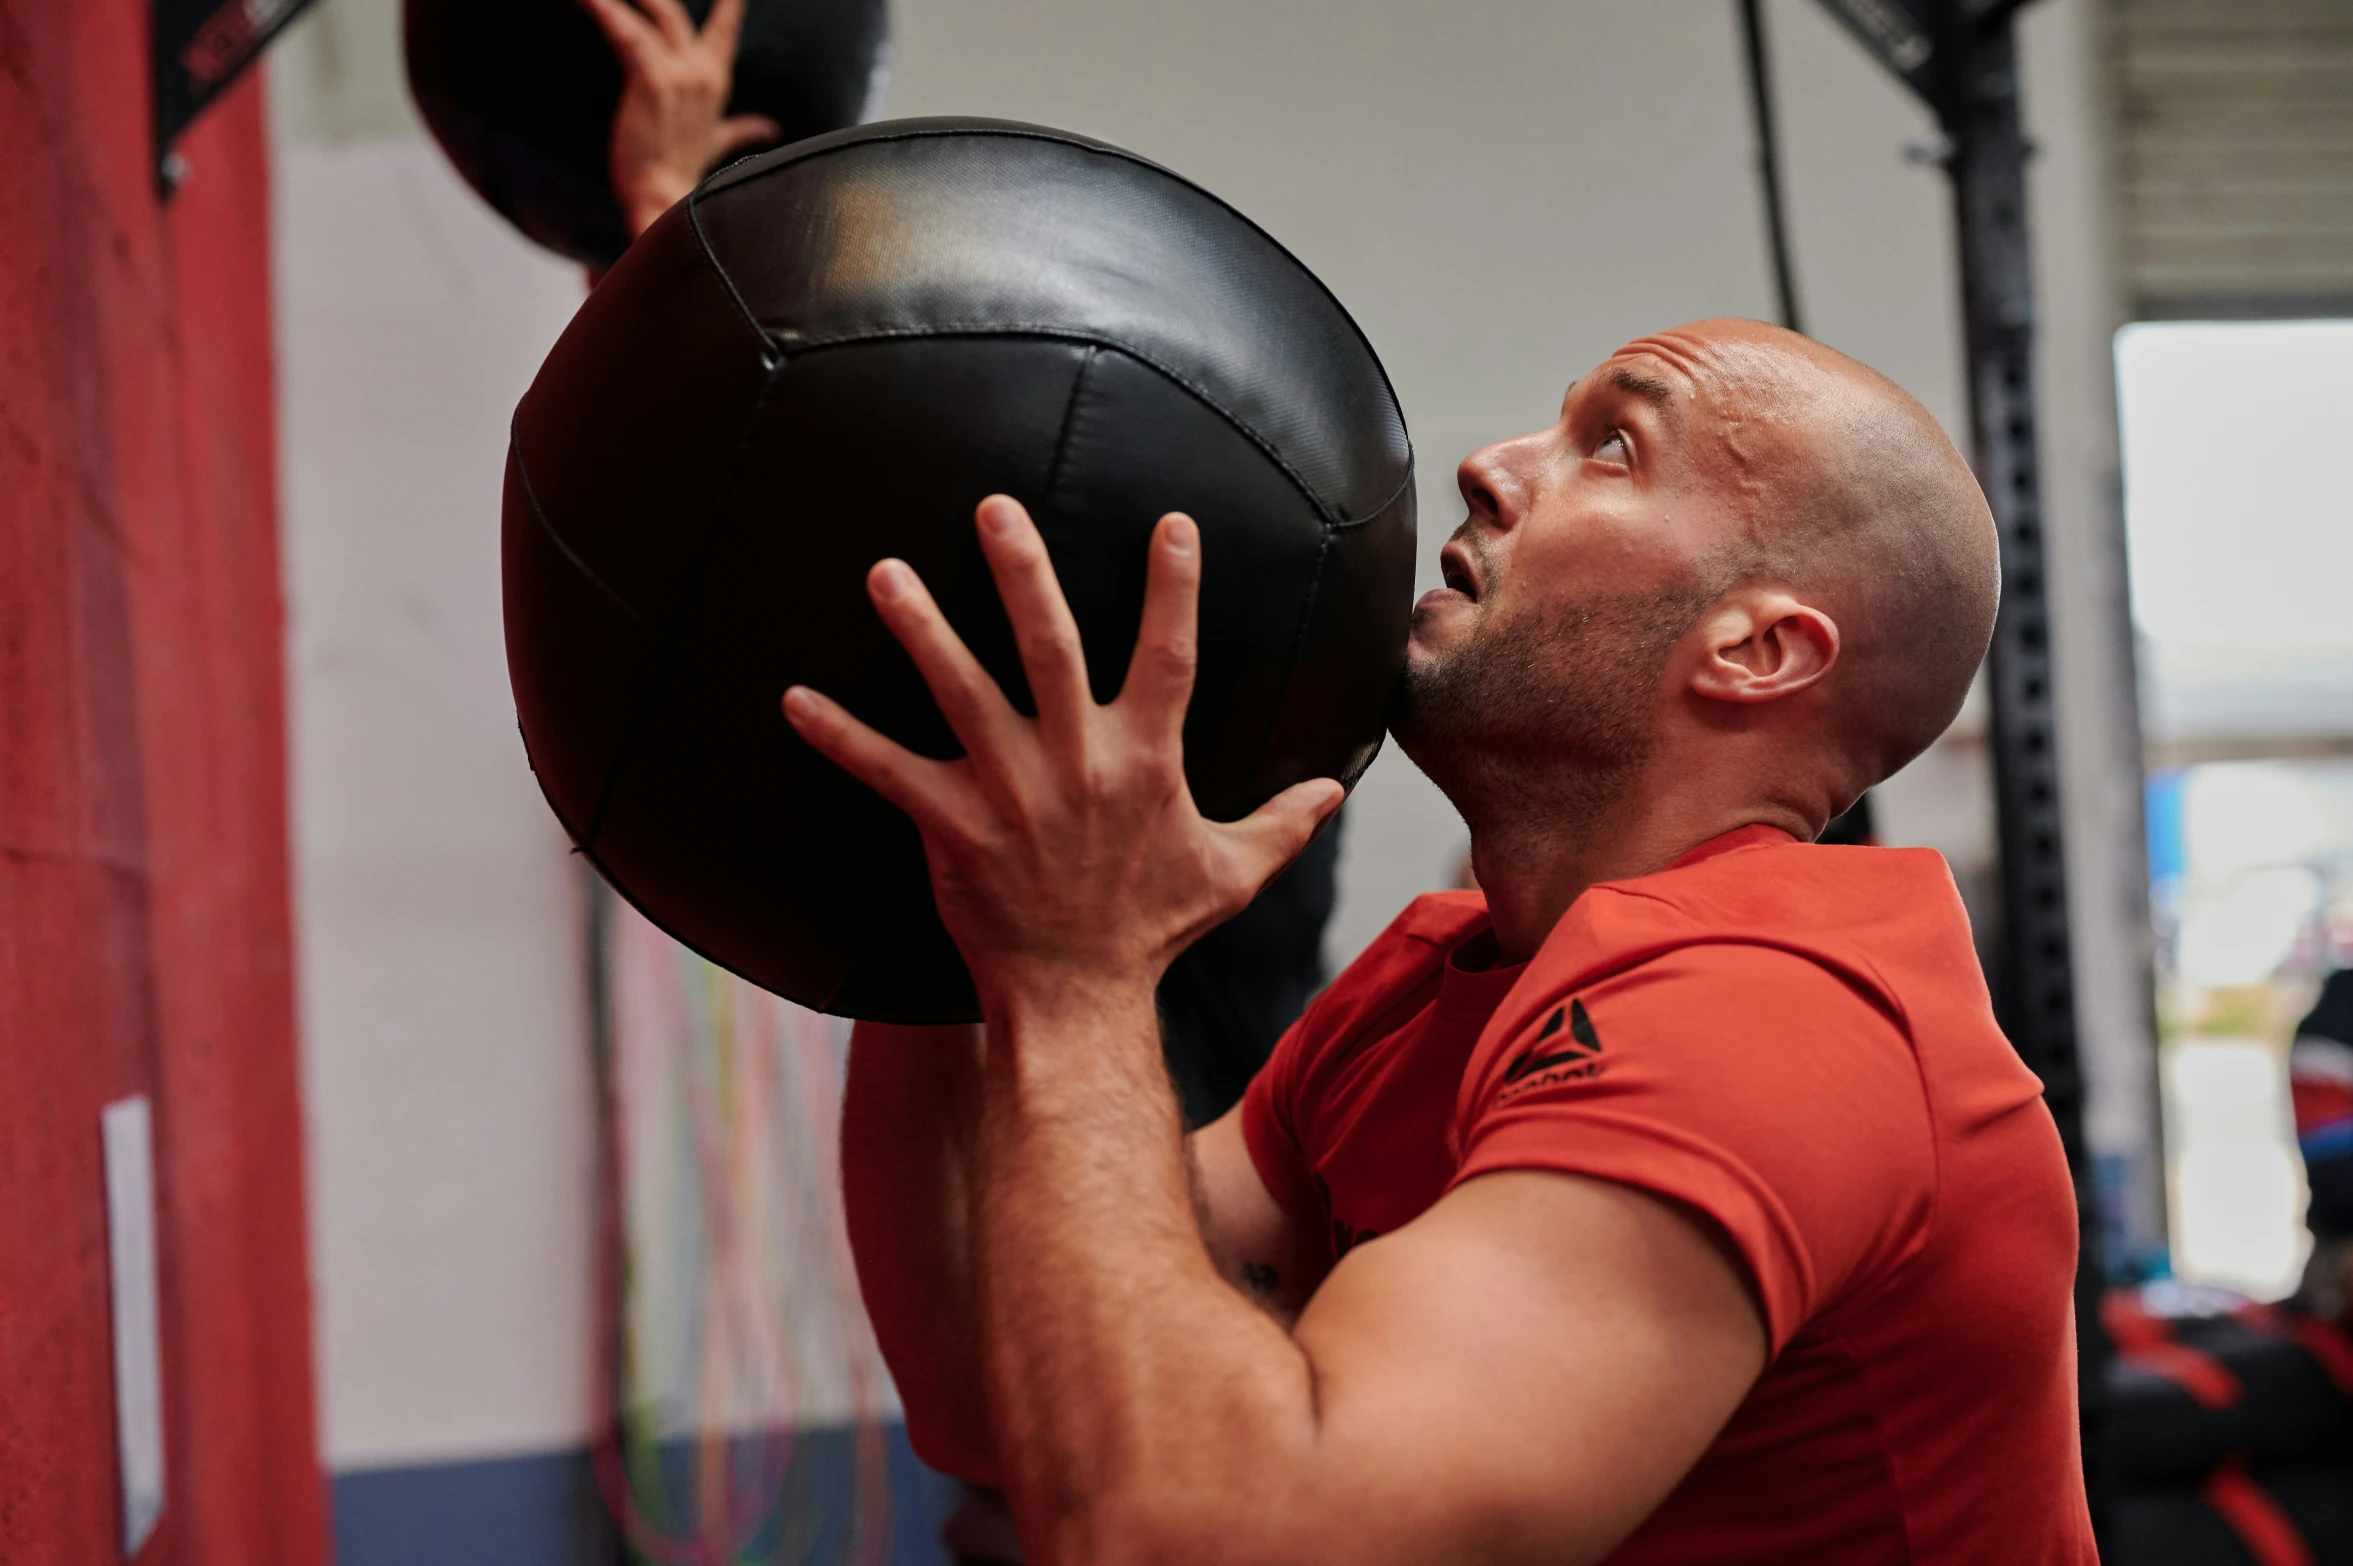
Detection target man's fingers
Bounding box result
[715,114,784,160]
[972,496,1094,737]
[782,686,953,822]
[576,0,657,53]
[1120,513,1201,740]
[702,0,749,51]
[866,559,1019,761]
[636,0,698,45]
[1221,778,1346,886]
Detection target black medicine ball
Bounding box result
[403,0,888,268]
[504,119,1417,1022]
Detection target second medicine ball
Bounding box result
[505,118,1416,1022]
[403,0,888,268]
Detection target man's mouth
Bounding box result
[1438,542,1482,603]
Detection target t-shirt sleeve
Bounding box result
[1241,1012,1324,1229]
[1452,943,1935,1353]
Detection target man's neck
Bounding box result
[1469,799,1810,963]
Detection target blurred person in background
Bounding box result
[581,0,783,242]
[2290,969,2353,1322]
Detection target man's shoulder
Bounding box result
[1288,891,1487,1051]
[1244,892,1489,1169]
[1543,840,1972,990]
[1325,890,1489,1000]
[1369,890,1491,953]
[1613,837,1962,919]
[1466,840,1983,1085]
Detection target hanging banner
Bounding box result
[153,0,321,188]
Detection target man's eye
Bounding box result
[1594,429,1630,465]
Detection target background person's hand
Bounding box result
[782,495,1343,1020]
[579,0,781,238]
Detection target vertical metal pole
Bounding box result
[1738,0,1808,338]
[1934,0,2107,1527]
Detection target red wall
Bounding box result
[0,4,325,1561]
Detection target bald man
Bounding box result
[789,320,2097,1564]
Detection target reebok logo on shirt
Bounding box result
[1498,998,1604,1101]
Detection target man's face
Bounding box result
[1392,333,1746,796]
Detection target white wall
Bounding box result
[273,2,601,1466]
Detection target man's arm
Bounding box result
[840,1019,992,1481]
[1189,1107,1330,1325]
[974,987,1764,1566]
[842,1022,1324,1483]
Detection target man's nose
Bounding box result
[1456,433,1542,534]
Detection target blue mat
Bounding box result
[332,1421,961,1566]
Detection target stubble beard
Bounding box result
[1391,585,1711,834]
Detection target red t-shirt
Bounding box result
[1243,825,2094,1563]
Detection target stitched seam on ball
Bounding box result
[1345,463,1418,534]
[696,122,1415,451]
[1039,344,1099,511]
[1236,521,1335,822]
[688,188,781,363]
[705,124,1170,195]
[577,835,829,1015]
[588,814,880,1020]
[779,325,1395,528]
[514,714,594,853]
[579,355,793,855]
[508,423,648,625]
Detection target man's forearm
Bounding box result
[972,982,1319,1563]
[787,496,1350,1555]
[840,1020,1000,1481]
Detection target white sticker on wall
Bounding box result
[101,1096,165,1555]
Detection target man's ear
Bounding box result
[1687,589,1839,704]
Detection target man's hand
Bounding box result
[782,494,1342,1020]
[579,0,782,238]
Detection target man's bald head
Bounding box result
[1669,319,2000,789]
[1395,318,1998,836]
